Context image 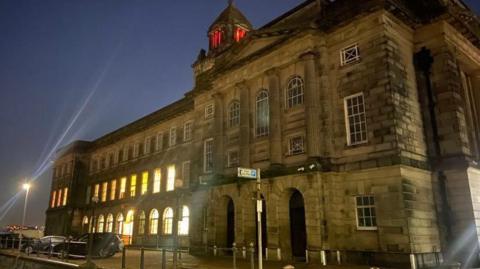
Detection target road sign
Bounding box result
[237,167,257,179]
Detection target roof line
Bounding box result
[259,0,316,30]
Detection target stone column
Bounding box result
[300,51,321,158]
[213,93,225,174]
[237,82,251,167]
[266,68,282,165]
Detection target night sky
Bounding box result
[0,0,479,228]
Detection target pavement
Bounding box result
[0,248,377,269]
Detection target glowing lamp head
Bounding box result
[23,183,31,191]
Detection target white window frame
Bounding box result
[204,138,214,173]
[184,121,193,142]
[228,101,240,128]
[340,44,360,66]
[288,135,305,155]
[344,92,368,146]
[133,143,139,158]
[355,195,377,230]
[156,133,163,151]
[169,127,177,147]
[145,137,151,154]
[227,150,239,168]
[256,90,270,137]
[205,103,215,119]
[286,76,304,108]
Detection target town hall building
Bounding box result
[45,0,480,267]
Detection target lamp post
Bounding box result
[85,196,99,267]
[18,182,31,252]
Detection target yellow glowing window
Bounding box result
[153,169,161,193]
[119,177,126,199]
[178,205,190,235]
[101,182,108,202]
[130,175,137,197]
[141,172,149,195]
[167,165,175,192]
[110,180,117,200]
[163,207,173,235]
[57,189,63,207]
[62,188,68,206]
[94,184,100,198]
[51,191,56,208]
[149,209,159,235]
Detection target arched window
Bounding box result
[116,213,124,235]
[178,206,190,235]
[210,29,223,49]
[228,101,240,127]
[138,211,146,235]
[149,209,159,235]
[97,215,105,233]
[286,76,304,108]
[256,90,269,137]
[106,214,114,232]
[163,207,174,235]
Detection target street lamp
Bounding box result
[85,196,99,268]
[18,182,31,252]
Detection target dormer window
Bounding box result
[210,29,223,49]
[234,27,247,42]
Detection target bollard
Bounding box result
[232,243,237,269]
[336,250,341,264]
[320,250,326,266]
[48,238,52,259]
[250,242,255,269]
[140,247,145,269]
[242,246,247,259]
[305,249,309,263]
[277,248,282,261]
[213,245,217,257]
[62,238,66,261]
[121,246,126,269]
[162,248,167,269]
[410,253,417,269]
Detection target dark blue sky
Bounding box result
[0,0,479,228]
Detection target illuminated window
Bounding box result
[97,215,105,233]
[182,162,190,188]
[57,189,63,207]
[106,214,114,232]
[138,211,146,235]
[204,138,214,173]
[167,165,175,192]
[289,136,305,155]
[356,196,377,230]
[286,76,304,108]
[344,93,367,145]
[116,214,124,235]
[228,101,240,127]
[184,121,193,142]
[101,182,108,202]
[256,90,269,137]
[169,128,177,147]
[51,191,56,208]
[178,206,190,235]
[210,29,222,49]
[110,180,117,200]
[227,150,239,168]
[141,172,149,195]
[119,177,126,199]
[94,184,100,199]
[163,207,174,235]
[341,44,360,66]
[149,209,159,235]
[82,216,89,231]
[153,169,161,193]
[130,175,137,197]
[234,27,247,42]
[205,104,215,119]
[63,187,68,206]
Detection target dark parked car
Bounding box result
[54,233,124,259]
[23,236,66,255]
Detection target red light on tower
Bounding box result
[234,27,247,42]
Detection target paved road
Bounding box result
[0,248,375,269]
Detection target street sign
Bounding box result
[237,167,257,179]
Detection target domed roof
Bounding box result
[208,1,253,32]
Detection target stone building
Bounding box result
[45,0,480,267]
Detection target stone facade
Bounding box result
[45,0,480,267]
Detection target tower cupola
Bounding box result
[208,0,252,54]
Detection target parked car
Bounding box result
[23,235,66,255]
[54,233,124,259]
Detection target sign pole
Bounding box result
[256,168,263,269]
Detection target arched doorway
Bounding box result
[255,196,267,255]
[123,210,134,245]
[289,190,306,259]
[227,198,235,248]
